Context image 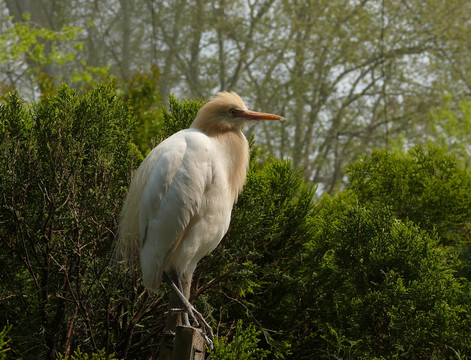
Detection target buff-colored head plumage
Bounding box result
[210,92,247,110]
[190,92,248,134]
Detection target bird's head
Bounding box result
[191,92,285,134]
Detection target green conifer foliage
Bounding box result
[303,199,470,359]
[0,84,141,358]
[1,88,471,359]
[346,146,471,245]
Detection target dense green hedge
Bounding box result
[1,84,470,359]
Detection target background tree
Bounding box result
[2,0,471,191]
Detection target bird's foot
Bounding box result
[176,298,214,348]
[188,305,214,348]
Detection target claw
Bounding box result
[202,332,214,350]
[191,307,214,343]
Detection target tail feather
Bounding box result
[140,243,164,293]
[116,189,140,264]
[116,154,160,277]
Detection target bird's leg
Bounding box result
[180,274,191,327]
[164,272,199,327]
[182,272,215,348]
[164,272,183,333]
[163,272,214,347]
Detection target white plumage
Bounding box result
[137,128,244,291]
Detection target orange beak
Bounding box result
[240,109,286,121]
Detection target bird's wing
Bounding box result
[137,130,213,291]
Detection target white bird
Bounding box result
[118,92,285,339]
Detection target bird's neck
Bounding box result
[214,130,250,203]
[190,114,233,134]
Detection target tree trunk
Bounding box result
[119,0,132,80]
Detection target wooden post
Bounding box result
[172,326,206,360]
[159,331,175,360]
[159,326,206,360]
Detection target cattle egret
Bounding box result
[118,92,285,342]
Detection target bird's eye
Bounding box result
[229,108,238,117]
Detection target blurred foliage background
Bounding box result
[1,0,471,359]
